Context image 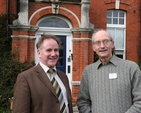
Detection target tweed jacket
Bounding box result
[13,64,73,113]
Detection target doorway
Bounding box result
[35,15,73,89]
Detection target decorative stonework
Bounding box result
[81,0,94,28]
[13,0,28,25]
[72,81,80,86]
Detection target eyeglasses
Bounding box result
[93,39,112,46]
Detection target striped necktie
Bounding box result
[48,69,67,113]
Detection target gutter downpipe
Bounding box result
[16,0,18,18]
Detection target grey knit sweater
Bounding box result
[77,55,141,113]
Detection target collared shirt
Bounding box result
[96,55,117,69]
[40,62,69,113]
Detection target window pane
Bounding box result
[119,19,124,24]
[113,11,118,17]
[107,28,115,41]
[39,17,69,28]
[119,12,124,17]
[113,18,118,24]
[60,40,64,49]
[107,18,112,24]
[107,28,124,49]
[115,29,124,49]
[115,50,124,59]
[59,50,63,57]
[107,11,112,17]
[115,54,123,59]
[57,58,63,66]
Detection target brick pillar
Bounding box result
[71,28,93,106]
[9,25,37,63]
[71,29,81,105]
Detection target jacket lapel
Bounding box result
[57,70,71,99]
[35,64,57,98]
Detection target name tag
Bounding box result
[109,73,117,79]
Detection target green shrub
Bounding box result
[0,107,11,113]
[0,58,33,109]
[0,13,34,111]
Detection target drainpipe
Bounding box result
[16,0,18,18]
[6,0,9,37]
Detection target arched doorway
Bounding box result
[35,15,73,89]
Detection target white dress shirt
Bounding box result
[39,62,69,113]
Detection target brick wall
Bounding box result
[0,1,6,13]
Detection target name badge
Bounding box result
[109,73,117,79]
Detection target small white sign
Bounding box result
[109,73,117,79]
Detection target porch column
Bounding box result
[71,28,93,104]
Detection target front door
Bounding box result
[56,36,66,73]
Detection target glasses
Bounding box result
[93,39,112,46]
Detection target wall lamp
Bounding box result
[49,0,61,14]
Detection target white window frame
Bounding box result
[107,10,126,59]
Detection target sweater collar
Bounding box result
[96,55,118,69]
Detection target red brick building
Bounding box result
[1,0,141,102]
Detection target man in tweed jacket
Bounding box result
[77,30,141,113]
[13,34,73,113]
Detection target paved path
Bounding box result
[73,106,79,113]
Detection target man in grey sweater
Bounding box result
[77,30,141,113]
